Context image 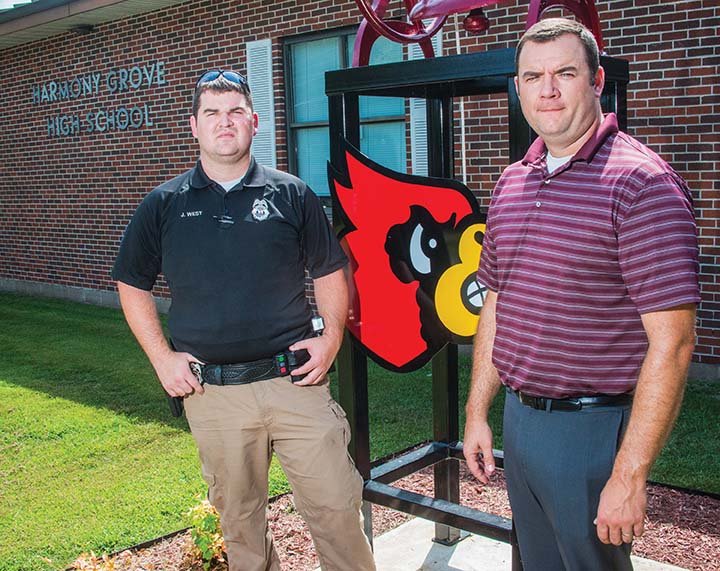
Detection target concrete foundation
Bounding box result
[0,277,170,313]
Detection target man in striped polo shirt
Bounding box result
[463,18,700,570]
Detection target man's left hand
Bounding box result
[594,474,647,545]
[288,334,340,386]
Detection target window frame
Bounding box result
[283,27,406,195]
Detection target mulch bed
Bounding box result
[79,466,720,571]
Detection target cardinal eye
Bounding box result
[410,223,438,275]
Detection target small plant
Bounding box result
[70,552,116,571]
[185,499,226,570]
[284,498,297,514]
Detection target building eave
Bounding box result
[0,0,188,50]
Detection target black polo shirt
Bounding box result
[112,157,347,364]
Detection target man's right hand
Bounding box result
[116,282,205,398]
[152,350,205,397]
[463,416,496,484]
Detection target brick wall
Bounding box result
[0,0,717,364]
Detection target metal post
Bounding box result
[432,344,462,545]
[329,90,374,546]
[511,521,523,571]
[426,95,463,545]
[616,80,628,132]
[507,74,535,163]
[336,332,373,546]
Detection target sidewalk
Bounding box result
[367,518,687,571]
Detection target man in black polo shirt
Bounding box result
[112,70,375,571]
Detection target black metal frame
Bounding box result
[326,47,628,567]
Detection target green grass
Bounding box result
[651,379,720,492]
[0,293,288,571]
[0,292,718,570]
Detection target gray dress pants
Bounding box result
[503,388,634,571]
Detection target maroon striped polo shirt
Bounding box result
[477,113,700,398]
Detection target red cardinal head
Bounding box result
[329,142,486,372]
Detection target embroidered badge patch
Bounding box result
[251,198,270,221]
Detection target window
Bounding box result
[286,30,405,196]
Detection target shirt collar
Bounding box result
[522,113,619,168]
[241,156,266,188]
[190,160,213,189]
[189,155,266,190]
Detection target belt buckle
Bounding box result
[565,398,583,411]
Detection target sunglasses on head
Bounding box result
[195,69,248,88]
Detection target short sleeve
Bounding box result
[617,173,700,313]
[301,188,348,278]
[111,194,162,290]
[477,215,499,292]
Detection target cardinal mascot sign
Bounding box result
[329,141,487,372]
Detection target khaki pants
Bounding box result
[184,376,376,571]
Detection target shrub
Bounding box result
[185,499,226,570]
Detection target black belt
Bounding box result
[199,350,310,386]
[510,388,633,412]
